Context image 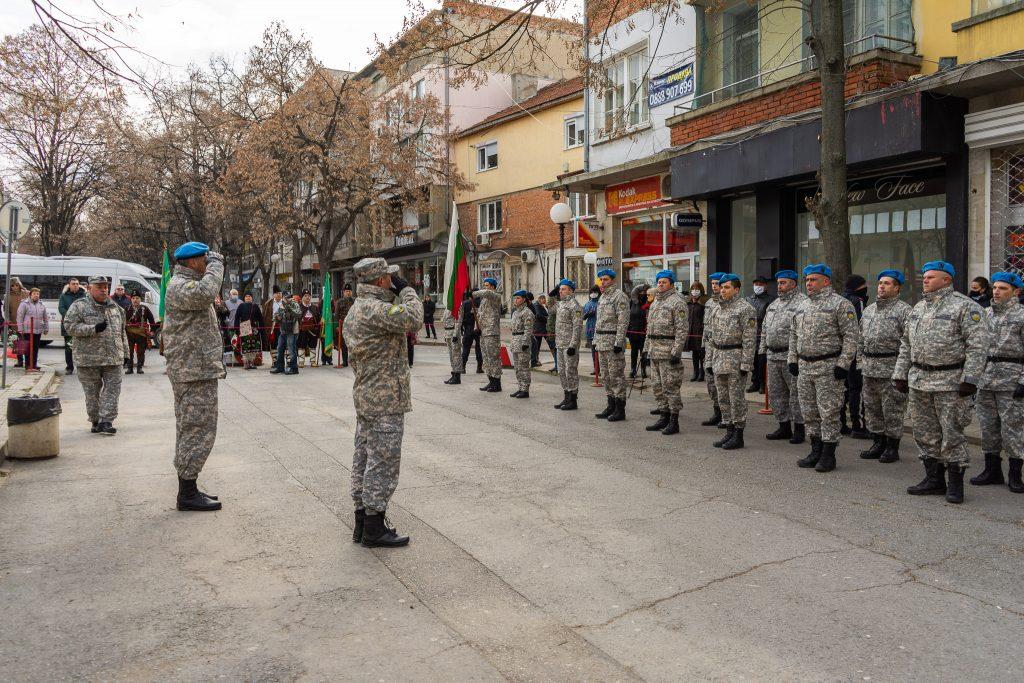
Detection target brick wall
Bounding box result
[587,0,658,30]
[669,56,921,146]
[459,186,563,253]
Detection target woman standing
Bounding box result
[685,282,708,381]
[233,293,265,369]
[422,295,437,339]
[5,277,26,367]
[627,284,649,379]
[583,285,599,375]
[16,287,48,370]
[970,276,993,308]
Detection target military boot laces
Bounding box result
[561,391,578,411]
[878,436,900,464]
[907,458,947,496]
[360,512,409,548]
[970,453,1004,486]
[859,433,885,459]
[661,412,680,435]
[766,421,792,440]
[798,437,823,468]
[595,396,615,419]
[554,391,568,409]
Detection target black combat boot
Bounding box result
[126,366,134,374]
[353,509,365,543]
[907,458,947,496]
[722,427,745,450]
[91,421,100,433]
[815,441,837,472]
[480,377,494,391]
[1008,458,1024,493]
[595,396,615,419]
[662,412,680,435]
[136,362,144,374]
[360,511,409,547]
[789,423,806,444]
[647,412,670,431]
[97,421,116,435]
[561,391,578,410]
[489,378,502,392]
[701,406,722,427]
[859,433,885,460]
[945,463,965,504]
[176,477,221,511]
[766,421,792,440]
[970,452,1004,486]
[797,437,823,468]
[444,372,461,385]
[879,436,901,463]
[512,389,529,398]
[554,391,568,409]
[607,398,626,422]
[713,426,734,448]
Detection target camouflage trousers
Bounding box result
[557,349,580,391]
[599,350,627,399]
[977,389,1023,459]
[863,376,907,438]
[706,370,719,407]
[714,371,747,427]
[445,333,464,374]
[767,359,802,424]
[77,365,123,422]
[480,334,502,379]
[512,347,531,392]
[908,389,972,466]
[172,379,219,480]
[651,359,683,413]
[350,413,405,513]
[797,361,844,442]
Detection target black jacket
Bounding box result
[460,299,477,335]
[842,290,866,320]
[423,299,437,322]
[531,302,548,333]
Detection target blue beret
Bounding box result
[877,269,905,285]
[596,268,616,279]
[719,273,740,285]
[709,272,725,282]
[173,241,209,260]
[558,278,576,290]
[992,271,1024,289]
[655,269,675,283]
[802,264,832,278]
[921,260,954,277]
[483,277,498,287]
[513,289,528,298]
[775,269,799,281]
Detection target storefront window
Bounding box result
[620,211,701,291]
[622,214,664,258]
[730,197,757,285]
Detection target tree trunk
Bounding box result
[808,0,851,287]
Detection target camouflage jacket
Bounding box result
[63,295,129,367]
[472,288,502,336]
[345,284,423,417]
[163,260,225,383]
[787,286,860,370]
[859,296,912,379]
[510,302,535,351]
[555,296,582,349]
[709,295,757,374]
[274,298,302,335]
[594,284,629,351]
[702,295,721,369]
[894,284,989,391]
[642,288,687,360]
[759,289,808,361]
[980,297,1024,391]
[546,298,557,333]
[441,308,458,340]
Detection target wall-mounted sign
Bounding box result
[648,62,695,109]
[575,219,600,249]
[797,171,944,211]
[596,256,614,267]
[605,176,666,215]
[394,229,417,247]
[674,212,703,228]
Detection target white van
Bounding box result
[0,254,163,345]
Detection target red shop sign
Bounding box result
[605,176,667,215]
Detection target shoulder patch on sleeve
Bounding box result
[970,311,981,322]
[846,311,855,320]
[747,317,756,326]
[388,304,405,316]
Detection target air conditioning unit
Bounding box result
[520,249,537,263]
[476,233,490,246]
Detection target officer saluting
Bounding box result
[593,269,630,422]
[894,261,989,504]
[644,269,688,436]
[760,269,808,444]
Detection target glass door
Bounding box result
[666,253,698,294]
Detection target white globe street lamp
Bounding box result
[549,202,573,280]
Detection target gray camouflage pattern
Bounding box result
[908,389,972,465]
[599,351,627,398]
[472,288,502,336]
[859,296,912,378]
[594,284,629,351]
[863,375,907,437]
[163,258,226,383]
[555,296,582,350]
[650,358,683,413]
[77,365,122,422]
[172,378,219,479]
[715,371,747,427]
[642,288,687,360]
[480,334,502,379]
[759,289,807,361]
[979,297,1024,391]
[798,369,845,442]
[977,389,1024,459]
[710,296,757,375]
[767,359,801,423]
[442,309,464,373]
[63,296,129,367]
[557,349,580,391]
[350,413,404,513]
[511,302,535,391]
[703,296,721,406]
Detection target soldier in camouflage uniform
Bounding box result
[593,269,630,422]
[472,278,503,392]
[63,275,130,436]
[163,242,226,512]
[644,269,688,435]
[345,257,423,547]
[710,274,757,450]
[701,273,725,427]
[858,270,912,463]
[788,264,860,473]
[760,270,807,444]
[553,279,583,411]
[442,307,464,385]
[895,261,989,504]
[970,271,1024,493]
[509,290,535,398]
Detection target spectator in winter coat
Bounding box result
[17,288,48,369]
[59,278,87,374]
[685,282,708,381]
[422,295,437,338]
[627,284,650,379]
[5,277,26,367]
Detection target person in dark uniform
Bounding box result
[422,294,437,338]
[746,275,775,393]
[460,289,483,373]
[841,274,870,439]
[528,292,547,367]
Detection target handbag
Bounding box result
[239,320,253,337]
[12,338,30,355]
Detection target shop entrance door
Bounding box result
[666,253,699,293]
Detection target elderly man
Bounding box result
[345,258,423,548]
[894,261,989,504]
[710,273,757,450]
[63,276,129,435]
[164,241,225,512]
[472,277,503,392]
[593,268,630,422]
[644,269,688,435]
[761,269,807,443]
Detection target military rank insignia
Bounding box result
[847,311,855,320]
[388,304,405,316]
[748,318,756,326]
[971,312,981,322]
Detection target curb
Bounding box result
[0,366,60,466]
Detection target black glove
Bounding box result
[566,348,576,356]
[521,345,528,352]
[669,356,681,366]
[95,321,108,334]
[740,370,748,378]
[706,368,714,377]
[1014,384,1024,400]
[390,274,409,295]
[788,363,799,377]
[549,287,560,298]
[957,382,977,398]
[892,379,909,394]
[833,366,849,381]
[613,345,623,354]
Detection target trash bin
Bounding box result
[7,394,61,460]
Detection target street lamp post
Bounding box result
[549,202,573,282]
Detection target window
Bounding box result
[566,256,590,289]
[724,6,759,96]
[568,192,590,218]
[478,200,502,234]
[565,114,584,149]
[476,141,498,172]
[601,47,649,135]
[412,79,425,100]
[974,0,1017,14]
[804,0,913,61]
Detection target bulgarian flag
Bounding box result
[444,202,469,319]
[158,245,171,321]
[321,276,334,354]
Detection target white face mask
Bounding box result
[590,293,599,299]
[690,289,701,297]
[753,285,766,295]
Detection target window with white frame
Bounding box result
[602,47,649,135]
[478,200,502,234]
[568,192,590,218]
[565,114,584,149]
[412,78,425,100]
[476,141,498,171]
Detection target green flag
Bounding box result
[321,276,334,354]
[158,246,171,321]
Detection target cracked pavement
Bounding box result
[2,346,1023,681]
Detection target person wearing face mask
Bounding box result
[969,276,992,308]
[225,289,241,318]
[701,273,726,427]
[583,285,600,373]
[840,274,870,439]
[684,282,706,382]
[644,270,688,435]
[760,270,808,444]
[745,276,776,394]
[627,284,650,380]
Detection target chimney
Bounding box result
[510,74,538,102]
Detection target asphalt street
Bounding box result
[2,344,1023,681]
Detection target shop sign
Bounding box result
[605,176,666,215]
[798,171,944,210]
[575,219,600,249]
[596,256,614,267]
[394,229,417,247]
[648,62,695,109]
[674,212,702,228]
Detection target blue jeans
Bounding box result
[275,333,298,372]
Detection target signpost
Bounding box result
[1,199,30,389]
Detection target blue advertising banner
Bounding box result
[648,62,695,109]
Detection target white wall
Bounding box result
[413,67,556,133]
